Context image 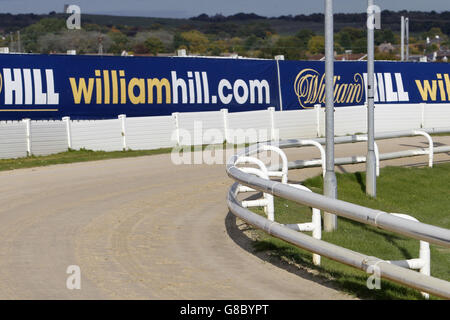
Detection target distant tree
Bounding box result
[273,36,308,60]
[149,23,162,30]
[425,43,439,54]
[308,36,325,54]
[178,30,209,53]
[375,29,396,45]
[173,32,187,49]
[208,39,227,56]
[133,42,149,54]
[295,29,315,47]
[22,18,65,52]
[144,37,164,55]
[337,32,352,50]
[351,38,367,54]
[375,51,397,61]
[37,30,112,54]
[244,35,260,50]
[422,27,446,40]
[190,13,210,21]
[237,22,273,38]
[83,23,107,32]
[227,13,266,21]
[108,30,129,54]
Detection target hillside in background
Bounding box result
[0,11,449,61]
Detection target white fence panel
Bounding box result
[0,122,27,159]
[126,116,176,150]
[71,119,122,151]
[228,110,271,143]
[275,109,317,139]
[31,121,68,156]
[375,104,422,133]
[178,111,224,145]
[334,105,367,136]
[423,103,450,128]
[0,103,449,160]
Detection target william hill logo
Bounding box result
[0,68,59,105]
[293,68,411,108]
[294,68,365,108]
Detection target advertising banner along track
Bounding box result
[0,53,449,120]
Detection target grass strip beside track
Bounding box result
[250,163,450,300]
[0,143,247,172]
[0,148,172,172]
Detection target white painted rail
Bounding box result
[0,103,449,158]
[269,128,450,173]
[235,153,322,266]
[226,132,450,299]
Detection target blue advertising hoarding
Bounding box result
[0,53,449,120]
[0,54,278,120]
[279,60,450,110]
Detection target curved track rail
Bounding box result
[0,135,449,299]
[226,133,450,299]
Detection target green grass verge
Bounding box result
[0,148,172,172]
[0,142,249,172]
[250,163,450,300]
[430,132,450,137]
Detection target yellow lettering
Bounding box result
[128,78,146,104]
[96,77,102,104]
[111,70,118,104]
[444,74,450,101]
[147,78,171,104]
[69,78,94,104]
[103,70,110,104]
[415,80,437,101]
[336,83,348,104]
[120,70,126,104]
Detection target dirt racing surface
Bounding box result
[0,136,448,299]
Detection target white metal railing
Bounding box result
[0,103,449,159]
[388,213,430,299]
[269,129,449,173]
[235,145,321,266]
[412,130,433,167]
[226,132,450,299]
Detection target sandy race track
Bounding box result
[0,136,448,299]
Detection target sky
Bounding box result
[0,0,448,18]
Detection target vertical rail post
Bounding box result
[118,114,127,151]
[275,55,284,111]
[221,109,229,143]
[172,112,180,145]
[323,0,338,231]
[420,103,426,128]
[406,18,409,61]
[23,118,31,156]
[401,16,405,61]
[268,107,276,141]
[62,116,72,149]
[314,104,322,137]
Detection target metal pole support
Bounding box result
[324,0,337,231]
[366,0,377,198]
